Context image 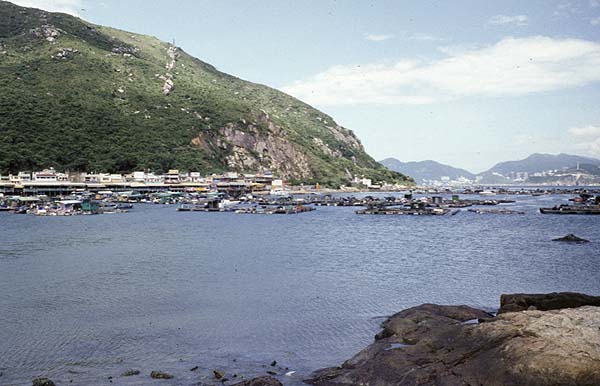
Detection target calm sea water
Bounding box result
[1,193,599,385]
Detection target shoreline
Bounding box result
[11,292,600,386]
[308,292,600,386]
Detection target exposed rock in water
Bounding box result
[231,376,283,386]
[552,234,590,243]
[374,303,493,341]
[150,371,173,379]
[307,301,600,386]
[499,291,600,314]
[32,378,55,386]
[213,369,225,379]
[120,369,140,376]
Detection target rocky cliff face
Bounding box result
[0,1,411,186]
[308,294,600,386]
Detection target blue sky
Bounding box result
[12,0,600,172]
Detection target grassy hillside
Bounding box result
[0,1,412,187]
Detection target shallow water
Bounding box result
[1,194,599,385]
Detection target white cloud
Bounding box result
[9,0,82,16]
[364,33,394,42]
[488,14,529,26]
[591,16,600,25]
[569,125,600,137]
[591,0,600,8]
[569,125,600,156]
[405,33,445,42]
[281,36,600,106]
[553,2,581,17]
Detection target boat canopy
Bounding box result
[57,200,82,205]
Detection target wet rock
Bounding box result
[266,370,277,375]
[499,291,600,314]
[32,378,55,386]
[120,369,140,376]
[307,303,600,386]
[231,376,283,386]
[375,303,493,341]
[190,365,199,371]
[213,369,225,379]
[553,234,590,243]
[270,360,277,367]
[150,371,173,379]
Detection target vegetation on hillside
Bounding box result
[0,1,412,186]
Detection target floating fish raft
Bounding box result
[468,208,525,215]
[236,205,315,215]
[539,205,600,215]
[356,207,452,216]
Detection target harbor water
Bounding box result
[1,193,599,385]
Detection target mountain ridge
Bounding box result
[486,153,600,175]
[0,1,411,187]
[379,158,475,184]
[381,153,600,184]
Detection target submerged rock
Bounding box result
[307,301,600,386]
[552,234,590,243]
[499,291,600,313]
[32,378,55,386]
[120,369,140,376]
[150,371,173,379]
[231,376,283,386]
[213,370,225,379]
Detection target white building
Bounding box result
[32,168,67,182]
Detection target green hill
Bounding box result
[0,1,412,187]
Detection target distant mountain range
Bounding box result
[381,153,600,185]
[486,153,600,175]
[379,159,475,183]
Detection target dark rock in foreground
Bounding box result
[374,303,493,341]
[232,376,283,386]
[553,234,590,243]
[307,297,600,386]
[32,378,55,386]
[150,370,173,379]
[499,291,600,313]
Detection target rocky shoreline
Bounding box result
[19,292,600,386]
[307,292,600,386]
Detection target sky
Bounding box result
[10,0,600,172]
